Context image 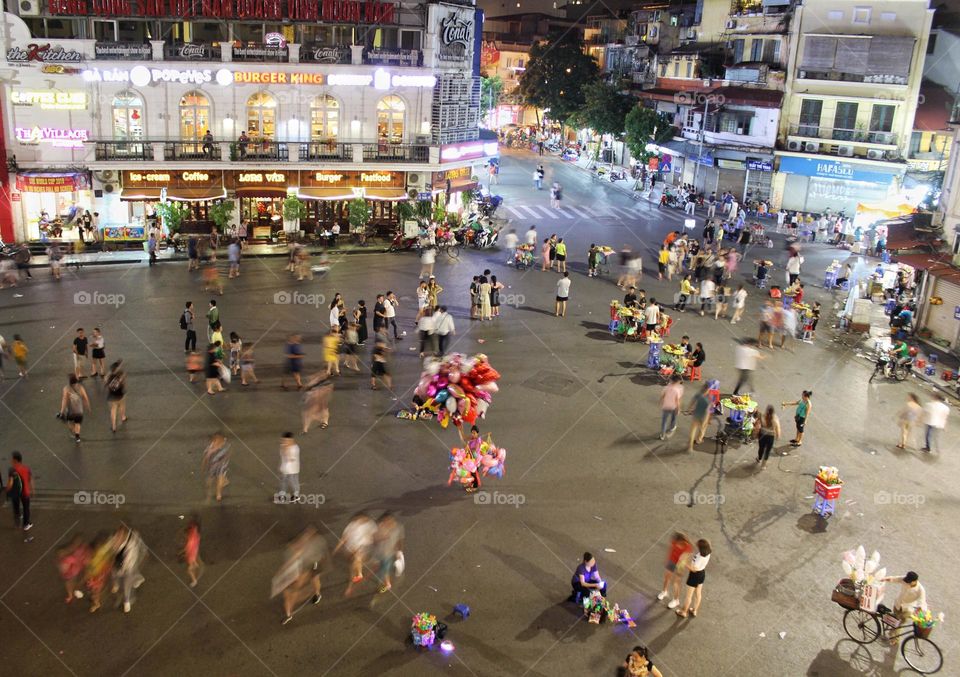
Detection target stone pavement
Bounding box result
[0,149,956,676]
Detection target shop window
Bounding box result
[246,92,277,139]
[377,95,405,143]
[179,91,211,143]
[113,91,144,142]
[310,95,340,141]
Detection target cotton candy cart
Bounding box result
[813,477,842,518]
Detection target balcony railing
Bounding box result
[164,141,222,161]
[300,141,351,161]
[362,143,429,163]
[235,141,289,161]
[95,141,152,161]
[788,124,898,147]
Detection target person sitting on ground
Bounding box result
[570,551,607,601]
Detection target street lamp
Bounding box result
[692,96,710,193]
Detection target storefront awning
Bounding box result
[166,187,227,202]
[297,187,356,201]
[235,187,288,198]
[120,188,164,201]
[365,188,409,201]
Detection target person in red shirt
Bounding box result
[657,532,692,609]
[6,451,32,531]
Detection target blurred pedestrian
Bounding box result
[11,334,28,377]
[274,527,327,625]
[370,330,392,390]
[112,524,146,613]
[201,433,230,503]
[281,334,304,390]
[182,518,203,587]
[227,238,241,278]
[658,374,684,440]
[355,300,368,345]
[323,328,341,377]
[684,383,711,452]
[302,373,333,433]
[335,513,377,596]
[374,512,404,593]
[205,343,224,395]
[755,405,781,469]
[59,374,90,443]
[896,393,922,450]
[6,451,33,531]
[85,533,116,613]
[105,360,127,433]
[57,535,90,603]
[922,393,950,453]
[342,323,361,372]
[186,350,203,383]
[278,432,300,501]
[434,306,455,355]
[657,533,692,609]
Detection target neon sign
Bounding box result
[360,172,393,182]
[128,172,172,183]
[314,173,345,183]
[15,126,89,148]
[182,172,211,181]
[440,142,499,162]
[11,90,87,110]
[82,66,234,86]
[238,172,286,182]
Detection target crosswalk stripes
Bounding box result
[503,202,646,220]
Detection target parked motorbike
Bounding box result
[388,231,420,252]
[608,169,626,182]
[869,353,913,382]
[560,148,580,162]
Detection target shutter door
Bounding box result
[924,278,960,348]
[836,38,869,74]
[694,165,718,193]
[716,167,743,198]
[745,169,772,202]
[800,36,837,70]
[781,174,809,211]
[867,36,915,79]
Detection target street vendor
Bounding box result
[880,571,927,620]
[623,286,639,309]
[570,552,607,600]
[786,282,804,305]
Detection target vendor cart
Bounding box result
[813,477,842,518]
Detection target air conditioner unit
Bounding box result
[866,149,884,160]
[726,19,737,29]
[787,140,803,152]
[414,134,430,145]
[837,145,854,157]
[406,173,426,191]
[798,70,807,79]
[736,128,744,135]
[102,183,116,194]
[803,142,820,153]
[686,28,696,39]
[94,170,117,183]
[18,0,40,17]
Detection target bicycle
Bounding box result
[438,240,460,260]
[833,580,942,674]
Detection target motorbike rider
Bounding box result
[890,338,911,367]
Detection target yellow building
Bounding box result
[772,0,935,214]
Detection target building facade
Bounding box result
[0,0,491,242]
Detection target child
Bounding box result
[228,332,242,376]
[182,518,203,587]
[12,334,28,377]
[202,264,223,295]
[240,343,258,385]
[323,329,340,377]
[210,322,224,352]
[657,533,692,609]
[186,351,203,383]
[342,323,361,372]
[810,302,822,340]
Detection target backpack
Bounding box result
[179,312,188,330]
[108,374,123,393]
[8,468,23,496]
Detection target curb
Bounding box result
[24,246,389,268]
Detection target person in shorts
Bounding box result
[676,539,711,618]
[59,374,90,443]
[72,328,90,379]
[282,334,304,390]
[370,331,392,390]
[657,533,692,609]
[555,272,571,317]
[105,360,127,433]
[90,327,106,377]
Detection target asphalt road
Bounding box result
[0,148,956,677]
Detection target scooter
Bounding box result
[869,353,912,382]
[560,148,580,162]
[608,169,626,182]
[388,231,419,252]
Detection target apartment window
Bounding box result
[798,99,823,136]
[685,61,692,77]
[880,12,896,21]
[719,112,752,134]
[673,61,680,77]
[828,10,843,20]
[833,101,859,140]
[909,131,922,156]
[685,109,696,128]
[310,95,339,142]
[732,39,744,63]
[869,104,895,143]
[246,92,277,139]
[852,7,871,24]
[660,63,668,77]
[750,39,762,62]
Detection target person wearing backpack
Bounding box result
[5,451,33,531]
[105,360,127,433]
[58,374,91,443]
[182,301,196,352]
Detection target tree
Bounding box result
[624,106,676,163]
[208,199,236,232]
[519,35,599,124]
[282,195,307,233]
[347,198,371,234]
[480,74,504,122]
[154,201,191,233]
[577,81,635,137]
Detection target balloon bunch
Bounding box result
[415,353,501,429]
[447,434,506,487]
[841,545,885,585]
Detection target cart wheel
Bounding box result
[843,609,881,644]
[901,635,942,674]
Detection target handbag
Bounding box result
[218,363,232,384]
[394,550,405,576]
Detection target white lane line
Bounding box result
[505,206,527,218]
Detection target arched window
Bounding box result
[377,95,405,143]
[179,91,210,142]
[112,91,144,141]
[310,95,339,141]
[246,92,277,139]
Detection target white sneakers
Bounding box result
[123,601,131,613]
[656,591,668,601]
[667,599,680,609]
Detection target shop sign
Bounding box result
[16,172,90,192]
[103,225,146,241]
[440,141,498,162]
[41,64,82,75]
[364,48,419,66]
[15,126,89,148]
[480,41,500,68]
[237,172,286,183]
[165,43,218,60]
[326,70,435,88]
[746,159,772,172]
[438,10,473,62]
[11,90,87,110]
[126,171,172,183]
[233,71,323,85]
[717,159,743,170]
[232,44,289,61]
[778,156,898,185]
[313,172,345,184]
[47,0,395,23]
[360,172,393,183]
[300,45,351,64]
[82,65,234,86]
[417,191,432,201]
[94,42,152,59]
[6,43,83,63]
[182,171,211,182]
[265,32,287,48]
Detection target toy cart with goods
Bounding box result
[813,466,842,518]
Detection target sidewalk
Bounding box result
[23,240,387,268]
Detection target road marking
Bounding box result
[505,206,528,219]
[518,205,549,218]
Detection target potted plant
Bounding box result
[208,199,236,233]
[348,197,371,244]
[282,194,307,234]
[154,200,191,235]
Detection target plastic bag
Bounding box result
[218,363,232,384]
[394,550,405,576]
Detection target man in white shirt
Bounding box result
[733,338,763,395]
[786,254,803,285]
[525,225,537,247]
[922,394,950,452]
[699,278,715,316]
[503,229,519,265]
[434,305,455,355]
[278,432,301,501]
[731,285,748,324]
[384,291,401,340]
[881,571,927,620]
[644,300,660,335]
[555,272,571,317]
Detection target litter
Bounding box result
[759,632,766,638]
[477,339,486,344]
[779,632,787,639]
[427,586,438,592]
[593,515,603,520]
[604,548,616,553]
[13,293,23,298]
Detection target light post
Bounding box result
[692,95,710,192]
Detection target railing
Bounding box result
[95,141,151,161]
[235,141,288,161]
[300,141,351,161]
[362,143,429,163]
[164,141,222,161]
[787,124,898,146]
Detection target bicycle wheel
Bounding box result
[843,609,881,644]
[901,636,942,674]
[447,244,460,260]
